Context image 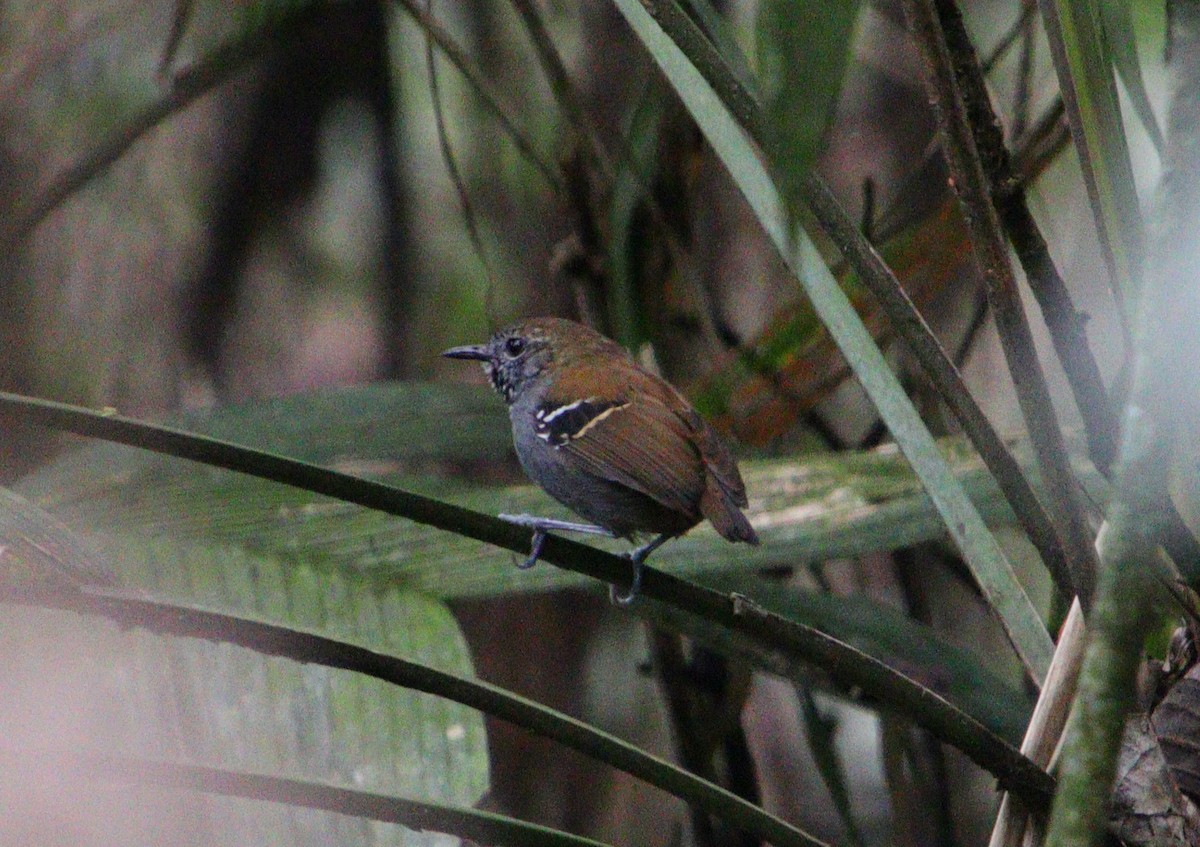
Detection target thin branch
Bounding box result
[954,285,992,369]
[642,0,759,133]
[797,688,867,847]
[509,0,613,174]
[0,390,1055,815]
[1012,96,1069,177]
[981,0,1039,76]
[1010,5,1036,140]
[0,580,821,847]
[650,631,722,847]
[900,0,1100,605]
[424,4,502,310]
[157,0,196,76]
[932,0,1120,476]
[0,745,609,847]
[392,0,563,193]
[805,176,1076,603]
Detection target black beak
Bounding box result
[442,343,490,361]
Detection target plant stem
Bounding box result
[900,0,1100,606]
[0,388,1056,814]
[930,0,1119,475]
[1044,3,1200,842]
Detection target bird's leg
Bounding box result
[610,533,672,606]
[498,513,616,570]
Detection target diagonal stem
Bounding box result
[900,0,1100,606]
[640,0,1079,605]
[931,0,1119,476]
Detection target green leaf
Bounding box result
[5,578,824,847]
[1,389,1057,815]
[1041,0,1146,318]
[17,385,1096,605]
[10,380,1046,749]
[701,574,1032,744]
[1098,0,1165,153]
[755,0,860,231]
[0,486,118,586]
[0,479,488,846]
[610,0,1055,682]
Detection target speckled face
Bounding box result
[442,324,555,405]
[482,326,553,403]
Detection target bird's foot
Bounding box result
[498,514,614,570]
[610,534,671,607]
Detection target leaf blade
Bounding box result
[610,0,1055,681]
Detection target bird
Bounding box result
[443,317,758,604]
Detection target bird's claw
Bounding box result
[609,551,645,607]
[497,514,665,606]
[498,513,611,571]
[608,534,670,607]
[519,528,547,570]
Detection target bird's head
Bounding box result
[442,317,596,404]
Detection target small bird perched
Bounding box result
[443,317,758,604]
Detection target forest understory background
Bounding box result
[0,1,1197,847]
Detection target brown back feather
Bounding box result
[546,341,755,542]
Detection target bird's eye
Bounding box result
[504,337,526,357]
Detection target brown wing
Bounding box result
[539,355,755,542]
[556,394,706,520]
[649,383,756,544]
[682,408,748,507]
[637,374,748,508]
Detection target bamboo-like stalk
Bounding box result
[989,601,1087,847]
[1044,3,1200,843]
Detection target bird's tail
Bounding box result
[701,477,759,545]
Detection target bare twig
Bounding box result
[158,0,196,76]
[900,0,1100,606]
[1010,5,1036,140]
[423,3,501,313]
[392,0,563,193]
[932,0,1120,476]
[981,0,1040,76]
[509,0,612,174]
